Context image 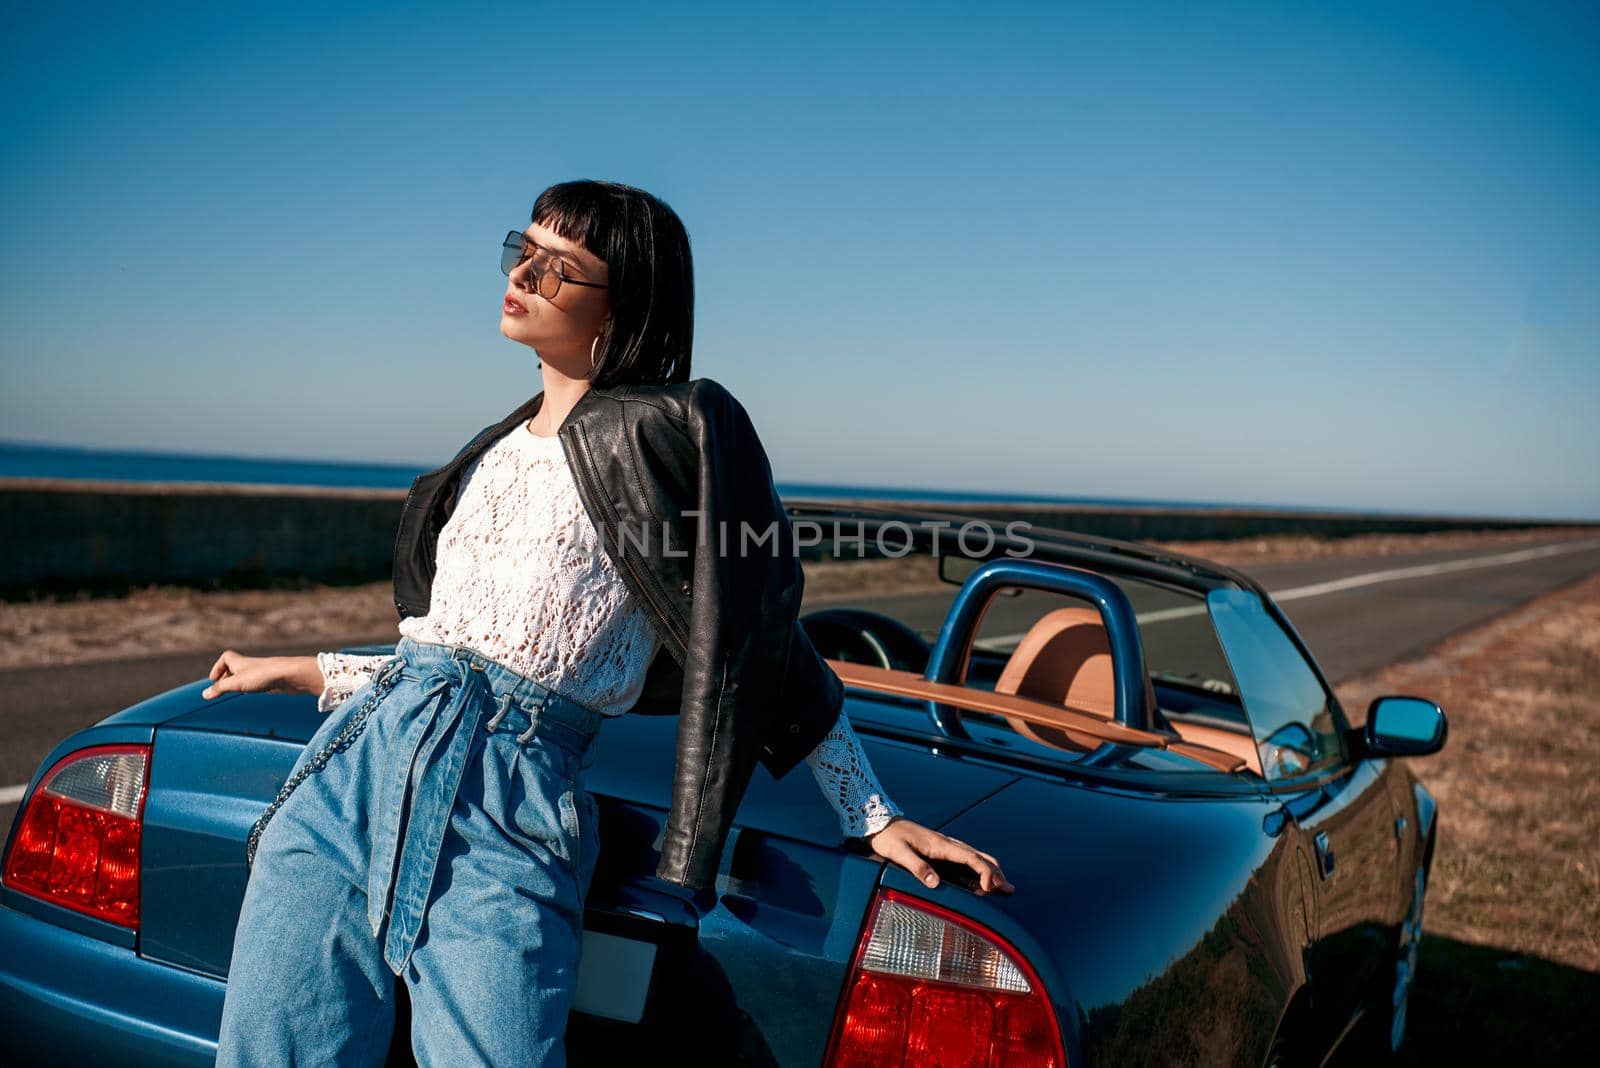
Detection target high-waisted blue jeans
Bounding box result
[215,635,605,1066]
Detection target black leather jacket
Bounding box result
[391,377,845,893]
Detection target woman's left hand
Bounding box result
[865,816,1015,895]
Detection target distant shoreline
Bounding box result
[0,474,1588,526]
[3,439,1592,523]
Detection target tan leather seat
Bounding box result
[992,606,1262,774]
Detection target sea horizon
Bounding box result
[0,439,1581,523]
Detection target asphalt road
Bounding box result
[4,534,1599,845]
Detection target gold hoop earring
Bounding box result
[590,335,600,375]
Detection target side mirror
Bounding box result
[1364,696,1448,757]
[1258,722,1321,780]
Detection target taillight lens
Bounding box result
[824,888,1066,1068]
[2,744,149,928]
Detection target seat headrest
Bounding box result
[993,606,1116,721]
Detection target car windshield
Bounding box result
[796,535,1257,776]
[1206,588,1346,780]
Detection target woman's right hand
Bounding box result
[202,651,324,700]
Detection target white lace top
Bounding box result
[317,420,904,838]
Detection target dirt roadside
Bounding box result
[1143,523,1598,568]
[1330,569,1600,1063]
[3,527,1589,672]
[1334,569,1600,973]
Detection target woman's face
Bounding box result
[500,219,612,371]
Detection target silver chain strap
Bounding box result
[245,658,406,870]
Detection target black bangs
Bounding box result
[530,185,614,265]
[529,180,694,388]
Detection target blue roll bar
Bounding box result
[922,557,1155,736]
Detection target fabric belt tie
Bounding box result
[366,655,520,975]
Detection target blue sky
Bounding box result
[2,1,1596,520]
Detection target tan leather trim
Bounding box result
[1166,721,1262,775]
[1167,742,1249,773]
[826,658,1167,747]
[827,658,1254,773]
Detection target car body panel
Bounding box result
[9,701,975,1064]
[1276,760,1403,1048]
[922,770,1305,1066]
[0,887,223,1068]
[134,687,1019,982]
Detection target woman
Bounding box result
[203,180,1013,1065]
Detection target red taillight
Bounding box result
[2,744,149,928]
[824,888,1067,1068]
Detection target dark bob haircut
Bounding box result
[530,180,694,388]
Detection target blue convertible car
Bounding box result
[1,503,1446,1066]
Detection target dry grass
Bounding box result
[0,558,951,671]
[4,528,1591,673]
[1324,570,1600,1064]
[800,554,951,598]
[1333,570,1600,971]
[0,581,401,670]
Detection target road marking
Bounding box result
[0,784,26,805]
[973,538,1600,648]
[1267,537,1600,602]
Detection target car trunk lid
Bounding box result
[138,691,1017,1057]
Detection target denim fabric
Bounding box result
[216,635,605,1067]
